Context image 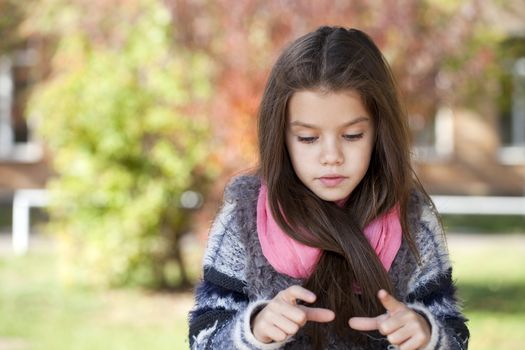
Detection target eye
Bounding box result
[343,133,364,141]
[297,136,318,144]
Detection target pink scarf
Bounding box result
[256,183,402,279]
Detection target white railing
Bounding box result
[431,195,525,216]
[9,190,525,255]
[12,189,49,255]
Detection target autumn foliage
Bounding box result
[15,0,506,288]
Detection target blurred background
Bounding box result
[0,0,524,349]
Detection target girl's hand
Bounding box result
[348,289,431,350]
[251,285,335,344]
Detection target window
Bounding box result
[411,106,454,163]
[0,45,42,163]
[498,37,525,165]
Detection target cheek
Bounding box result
[287,140,304,161]
[287,145,314,176]
[288,146,304,168]
[359,148,374,173]
[348,145,373,172]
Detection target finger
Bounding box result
[399,334,426,350]
[270,300,308,326]
[378,289,406,314]
[280,285,316,305]
[270,313,301,336]
[349,313,388,331]
[385,325,412,346]
[300,306,335,323]
[265,325,289,343]
[377,311,405,336]
[348,316,380,331]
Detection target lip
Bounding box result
[318,174,347,187]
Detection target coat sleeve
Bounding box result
[188,180,291,350]
[403,203,470,350]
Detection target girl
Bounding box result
[188,26,469,349]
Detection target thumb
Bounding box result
[300,306,335,323]
[377,289,405,314]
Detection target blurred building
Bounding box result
[0,39,53,211]
[0,3,524,201]
[412,2,525,195]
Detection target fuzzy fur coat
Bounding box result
[188,175,469,349]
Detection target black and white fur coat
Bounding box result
[188,175,469,349]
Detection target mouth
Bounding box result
[318,175,347,187]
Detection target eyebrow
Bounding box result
[289,116,369,129]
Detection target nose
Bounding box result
[320,138,343,166]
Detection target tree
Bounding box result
[166,0,498,171]
[24,0,511,288]
[0,0,31,53]
[27,0,216,288]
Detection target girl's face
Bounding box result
[286,89,375,202]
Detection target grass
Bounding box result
[448,234,525,349]
[0,232,524,349]
[442,214,525,233]
[0,239,195,350]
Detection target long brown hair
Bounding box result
[256,26,424,347]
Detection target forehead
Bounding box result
[287,89,370,128]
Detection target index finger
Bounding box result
[300,305,335,323]
[377,289,405,313]
[279,285,317,305]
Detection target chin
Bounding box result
[315,192,349,202]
